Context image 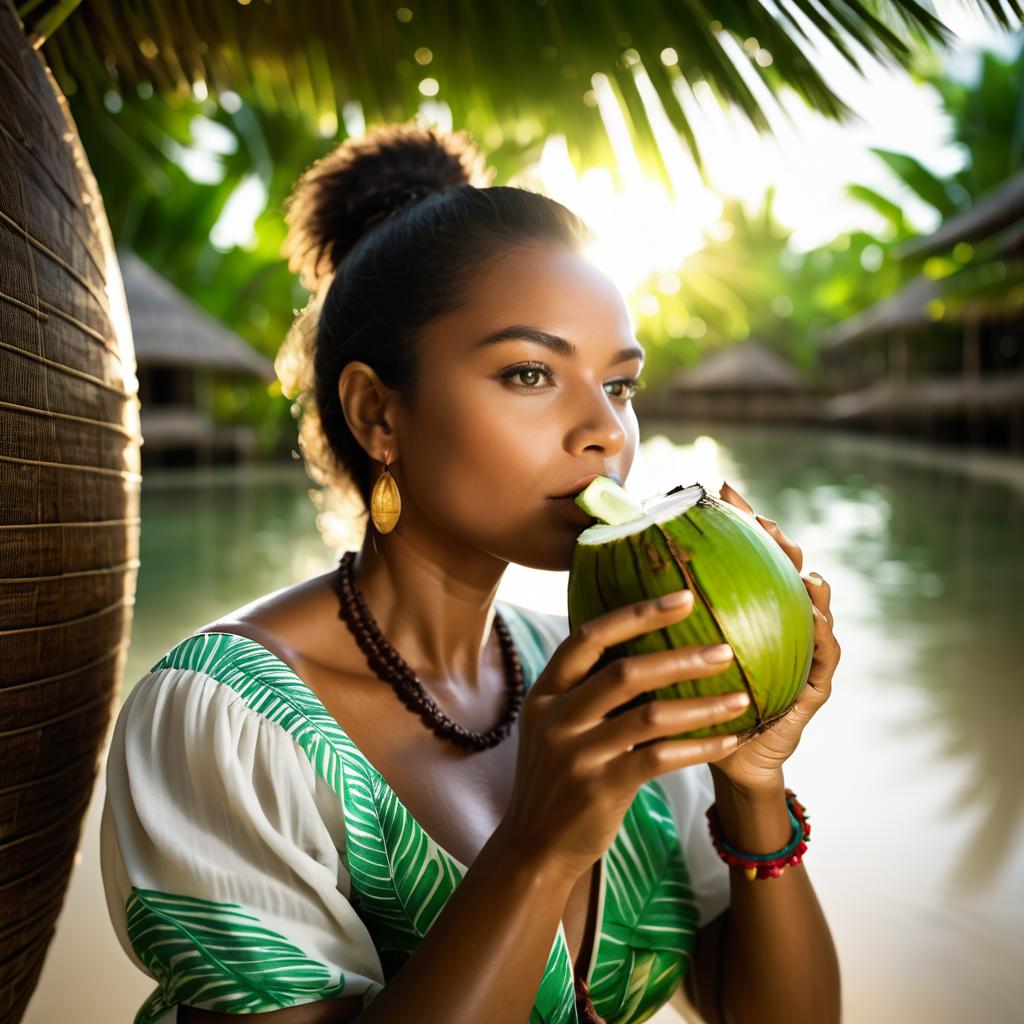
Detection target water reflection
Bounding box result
[707,430,1024,889]
[640,422,1024,1023]
[29,434,1023,1024]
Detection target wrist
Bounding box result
[709,762,785,800]
[709,769,792,856]
[486,821,581,895]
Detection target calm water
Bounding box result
[26,424,1024,1024]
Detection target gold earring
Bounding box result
[370,449,401,533]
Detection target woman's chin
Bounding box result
[519,533,580,573]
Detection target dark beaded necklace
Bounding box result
[331,550,525,751]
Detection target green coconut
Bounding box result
[568,477,815,739]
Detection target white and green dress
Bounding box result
[101,602,730,1024]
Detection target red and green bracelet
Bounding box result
[706,788,811,881]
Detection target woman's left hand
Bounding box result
[708,481,842,793]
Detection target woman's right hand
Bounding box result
[499,590,749,883]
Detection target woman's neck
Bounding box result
[353,527,508,691]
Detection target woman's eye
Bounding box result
[605,379,642,400]
[515,368,547,387]
[501,363,554,389]
[500,363,644,401]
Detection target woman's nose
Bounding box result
[565,387,627,456]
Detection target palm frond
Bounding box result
[29,1,1023,192]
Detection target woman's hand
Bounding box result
[708,480,842,794]
[501,593,751,884]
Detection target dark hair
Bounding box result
[277,118,594,529]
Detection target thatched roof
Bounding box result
[667,341,809,394]
[119,250,276,379]
[894,171,1024,261]
[820,276,943,351]
[821,263,1024,352]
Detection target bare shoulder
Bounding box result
[194,568,342,672]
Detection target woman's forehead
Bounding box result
[427,244,636,355]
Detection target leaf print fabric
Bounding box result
[101,602,729,1024]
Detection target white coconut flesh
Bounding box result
[576,481,705,545]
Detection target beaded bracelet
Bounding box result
[706,788,811,880]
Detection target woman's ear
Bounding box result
[338,361,400,462]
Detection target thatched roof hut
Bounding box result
[819,172,1024,449]
[639,341,821,422]
[824,170,1024,355]
[118,250,275,464]
[819,275,944,353]
[668,340,810,393]
[119,250,275,379]
[893,170,1024,260]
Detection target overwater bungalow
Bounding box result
[637,340,821,423]
[120,250,276,467]
[820,172,1024,451]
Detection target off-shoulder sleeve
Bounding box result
[100,637,385,1023]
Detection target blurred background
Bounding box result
[5,0,1023,1021]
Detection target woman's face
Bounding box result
[394,241,643,573]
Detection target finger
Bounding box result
[719,480,754,515]
[755,514,803,573]
[561,642,737,722]
[588,692,751,758]
[536,590,696,696]
[802,607,840,702]
[621,732,739,786]
[803,572,833,626]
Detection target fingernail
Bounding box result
[657,589,692,609]
[808,572,822,584]
[725,692,750,707]
[703,643,733,662]
[757,515,777,528]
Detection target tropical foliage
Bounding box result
[29,2,1024,450]
[36,1,1021,190]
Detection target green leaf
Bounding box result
[126,887,349,1017]
[871,148,963,219]
[587,782,699,1019]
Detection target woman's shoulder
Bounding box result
[117,627,352,826]
[130,605,338,763]
[150,625,301,694]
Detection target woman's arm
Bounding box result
[682,482,842,1023]
[687,768,840,1024]
[354,822,578,1023]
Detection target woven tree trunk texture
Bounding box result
[0,3,142,1020]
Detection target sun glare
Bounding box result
[521,133,722,300]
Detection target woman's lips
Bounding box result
[548,495,597,525]
[550,473,600,500]
[549,471,623,500]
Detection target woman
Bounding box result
[100,120,841,1024]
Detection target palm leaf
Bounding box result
[342,764,465,960]
[846,182,910,232]
[529,944,577,1024]
[29,1,1023,191]
[125,887,349,1019]
[588,782,699,1020]
[871,147,965,219]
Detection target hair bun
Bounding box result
[282,117,495,291]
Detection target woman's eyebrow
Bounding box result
[475,324,644,367]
